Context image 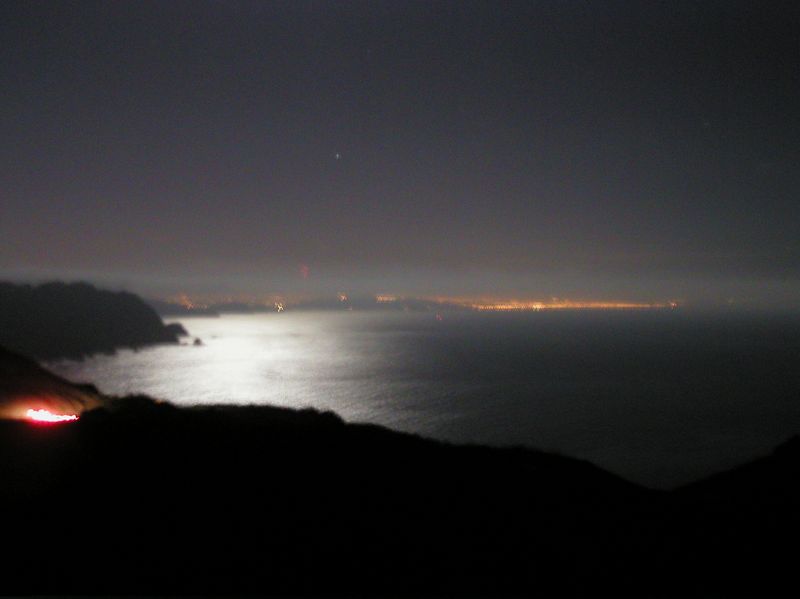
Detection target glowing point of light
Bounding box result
[26,409,79,423]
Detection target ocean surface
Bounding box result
[47,310,800,488]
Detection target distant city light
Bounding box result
[173,293,209,310]
[424,297,676,311]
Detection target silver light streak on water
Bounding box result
[47,311,800,488]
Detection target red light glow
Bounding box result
[26,409,79,423]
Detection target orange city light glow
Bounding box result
[26,409,79,423]
[464,300,668,311]
[423,297,675,311]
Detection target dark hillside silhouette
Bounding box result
[0,349,798,595]
[0,282,186,360]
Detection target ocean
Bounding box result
[46,309,800,488]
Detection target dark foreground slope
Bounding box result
[1,350,798,596]
[1,401,799,595]
[1,398,660,596]
[0,281,186,360]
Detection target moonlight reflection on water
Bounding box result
[47,311,800,488]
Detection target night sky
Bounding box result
[2,1,798,305]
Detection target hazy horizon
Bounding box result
[2,1,798,308]
[2,267,799,312]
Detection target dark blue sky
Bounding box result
[2,1,798,305]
